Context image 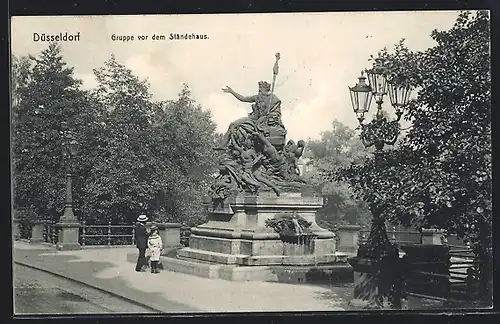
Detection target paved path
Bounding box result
[13,242,346,313]
[14,264,156,315]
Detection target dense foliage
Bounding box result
[12,44,87,221]
[332,11,492,296]
[303,120,372,227]
[12,44,219,226]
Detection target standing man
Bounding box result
[135,214,150,272]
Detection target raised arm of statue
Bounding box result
[222,86,256,103]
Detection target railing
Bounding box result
[25,219,189,247]
[43,221,59,244]
[401,244,479,303]
[359,225,422,245]
[38,220,134,246]
[23,219,470,253]
[180,225,191,247]
[80,221,135,246]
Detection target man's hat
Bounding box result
[137,214,148,222]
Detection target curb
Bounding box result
[14,260,176,314]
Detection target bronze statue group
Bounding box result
[211,79,308,202]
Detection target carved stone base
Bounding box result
[177,246,336,266]
[177,193,336,267]
[162,255,352,282]
[56,222,81,251]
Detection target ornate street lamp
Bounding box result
[347,54,413,309]
[56,122,82,250]
[348,71,373,125]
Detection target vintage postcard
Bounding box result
[11,11,492,315]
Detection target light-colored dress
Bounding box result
[147,233,163,261]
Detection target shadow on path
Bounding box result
[312,282,352,311]
[13,248,200,313]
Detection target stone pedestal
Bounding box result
[56,222,82,251]
[421,228,445,245]
[12,218,21,241]
[29,221,45,243]
[170,193,336,280]
[157,223,183,253]
[337,225,361,254]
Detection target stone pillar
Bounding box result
[336,225,361,254]
[421,228,446,245]
[29,221,45,243]
[157,223,183,254]
[56,173,82,251]
[12,218,21,241]
[56,222,82,251]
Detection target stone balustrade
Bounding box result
[421,228,446,245]
[155,222,183,254]
[335,225,361,254]
[333,226,449,255]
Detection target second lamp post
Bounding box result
[346,55,412,309]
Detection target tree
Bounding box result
[334,11,492,298]
[79,54,160,224]
[304,120,371,227]
[148,84,219,225]
[11,54,33,108]
[12,43,88,221]
[80,56,219,226]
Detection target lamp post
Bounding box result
[56,123,82,250]
[60,128,78,222]
[347,55,412,309]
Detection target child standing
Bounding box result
[147,225,163,273]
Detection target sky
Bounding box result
[11,11,461,141]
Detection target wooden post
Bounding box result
[391,225,397,243]
[359,224,367,245]
[42,221,48,242]
[107,221,111,246]
[82,221,86,246]
[52,222,58,244]
[47,222,51,243]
